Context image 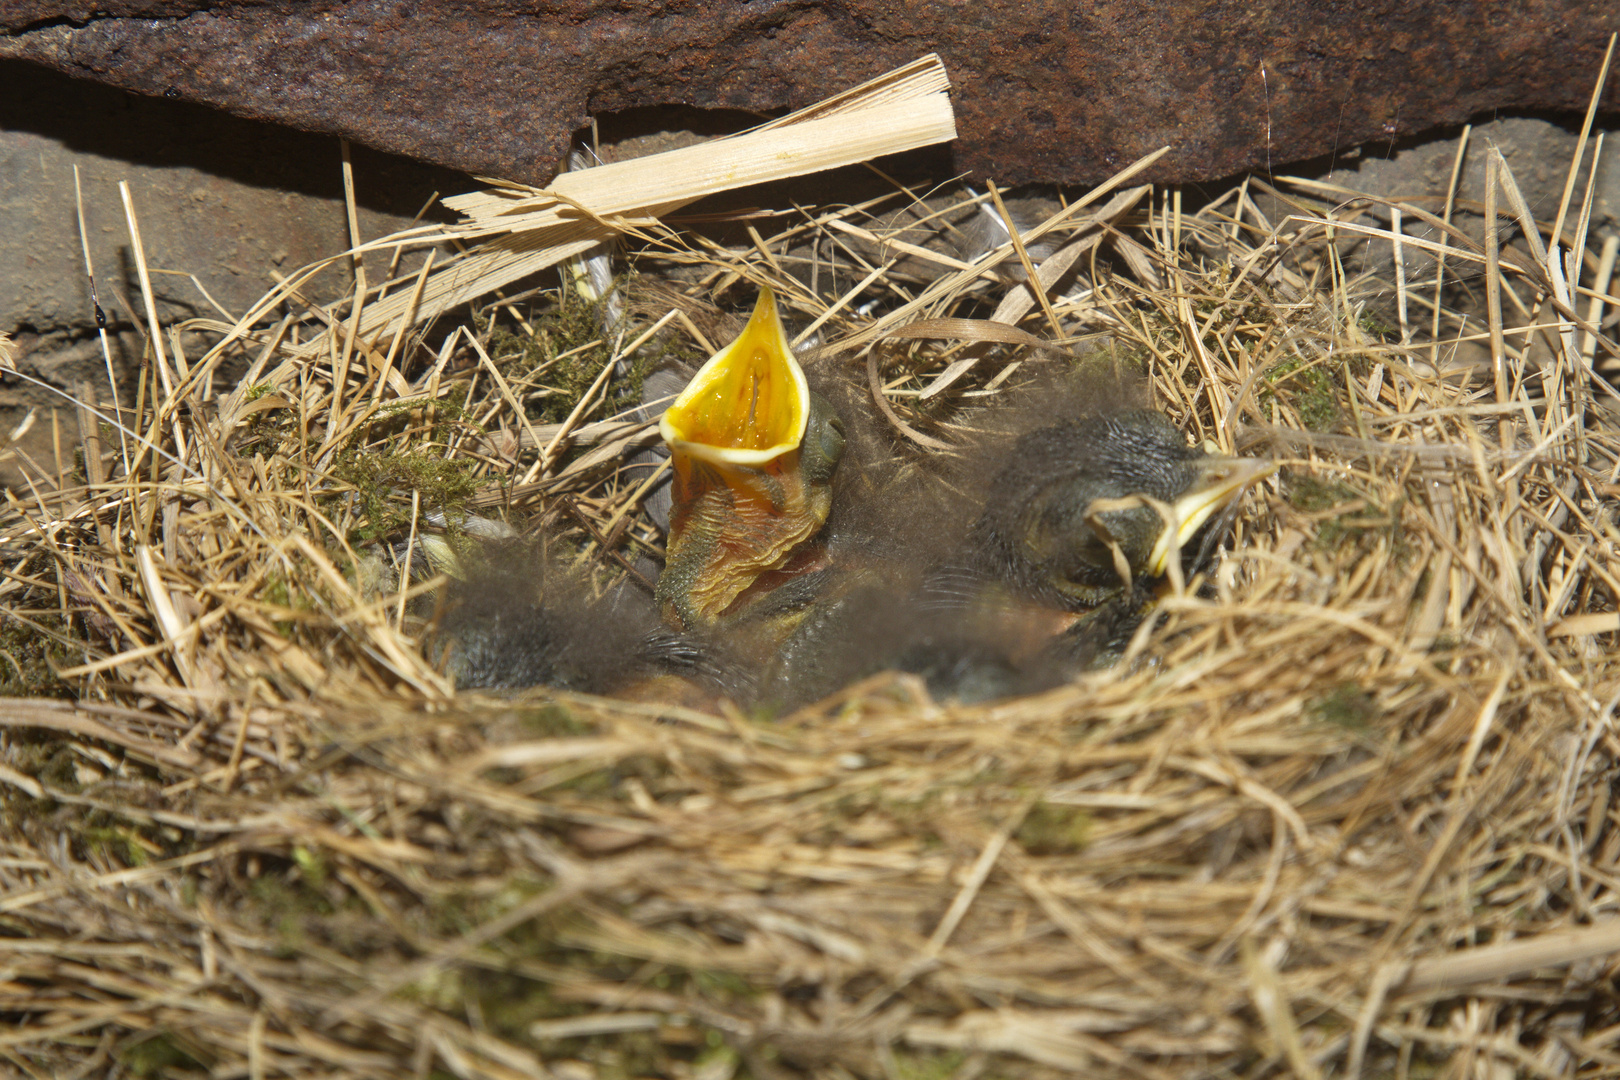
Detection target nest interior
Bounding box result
[3,73,1620,1080]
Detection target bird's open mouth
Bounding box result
[1145,455,1276,578]
[659,285,808,464]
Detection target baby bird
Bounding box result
[654,286,845,631]
[434,547,661,693]
[965,410,1272,611]
[439,286,844,695]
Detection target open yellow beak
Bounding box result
[659,286,808,463]
[1145,455,1276,577]
[656,287,830,630]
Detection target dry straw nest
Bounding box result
[4,60,1620,1080]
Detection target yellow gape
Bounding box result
[656,287,840,630]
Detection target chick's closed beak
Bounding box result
[1145,454,1276,577]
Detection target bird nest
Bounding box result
[4,66,1620,1079]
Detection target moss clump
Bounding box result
[247,868,335,922]
[79,819,162,867]
[1310,683,1379,730]
[484,278,691,430]
[291,844,330,889]
[1285,474,1398,551]
[28,742,81,793]
[889,1050,968,1080]
[1015,800,1091,855]
[1357,307,1398,343]
[1263,356,1341,431]
[258,569,293,612]
[117,1032,208,1077]
[690,968,757,1001]
[241,852,357,955]
[1287,474,1362,516]
[332,450,482,545]
[424,878,551,941]
[522,703,593,738]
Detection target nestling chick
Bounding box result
[655,286,845,630]
[431,538,663,693]
[966,410,1273,611]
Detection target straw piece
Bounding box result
[1243,937,1323,1080]
[0,700,201,768]
[1401,918,1620,995]
[134,544,195,688]
[1547,33,1617,256]
[444,54,952,228]
[447,99,954,238]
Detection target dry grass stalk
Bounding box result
[3,53,1620,1080]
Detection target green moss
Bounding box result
[117,1032,207,1077]
[34,743,81,793]
[291,844,329,889]
[80,823,154,867]
[332,449,483,545]
[1404,1053,1447,1079]
[889,1050,967,1080]
[1286,474,1387,549]
[485,278,685,429]
[557,769,617,798]
[256,568,317,638]
[554,1030,671,1080]
[423,878,551,941]
[522,703,593,738]
[261,571,292,611]
[1015,801,1092,855]
[877,786,945,842]
[248,867,334,917]
[1357,308,1397,342]
[691,968,757,1000]
[470,971,569,1036]
[1262,356,1341,431]
[401,901,764,1079]
[1285,472,1411,567]
[405,966,473,1013]
[695,1043,741,1077]
[401,905,758,1075]
[1309,683,1378,731]
[247,861,340,953]
[1287,474,1362,516]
